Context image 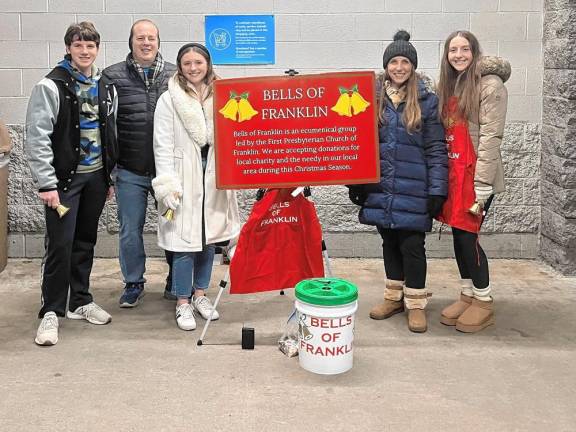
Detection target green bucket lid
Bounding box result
[295,278,358,306]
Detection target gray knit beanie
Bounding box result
[382,30,418,69]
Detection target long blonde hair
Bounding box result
[437,30,482,126]
[378,69,422,134]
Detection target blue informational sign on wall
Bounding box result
[205,15,275,65]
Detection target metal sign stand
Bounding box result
[197,69,333,346]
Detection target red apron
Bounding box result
[437,97,482,234]
[230,189,324,294]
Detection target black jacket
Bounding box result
[103,60,176,176]
[42,67,117,191]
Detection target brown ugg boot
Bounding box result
[404,287,428,333]
[440,294,473,326]
[456,298,494,333]
[369,280,404,320]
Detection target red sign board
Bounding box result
[214,71,380,189]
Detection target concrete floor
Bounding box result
[0,257,575,432]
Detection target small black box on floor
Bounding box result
[241,326,255,350]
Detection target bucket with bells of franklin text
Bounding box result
[295,278,358,375]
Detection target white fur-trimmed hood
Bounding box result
[168,74,214,147]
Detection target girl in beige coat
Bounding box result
[152,43,240,331]
[437,31,510,333]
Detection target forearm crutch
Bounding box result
[197,262,231,346]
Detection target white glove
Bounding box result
[152,174,183,210]
[474,184,493,206]
[163,192,181,211]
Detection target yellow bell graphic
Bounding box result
[219,91,258,122]
[331,84,370,117]
[237,93,258,122]
[331,92,352,117]
[350,89,370,115]
[219,97,239,121]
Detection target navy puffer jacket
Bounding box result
[359,79,448,232]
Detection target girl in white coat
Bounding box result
[152,43,240,330]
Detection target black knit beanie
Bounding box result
[177,42,211,65]
[382,30,418,69]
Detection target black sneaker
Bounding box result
[119,283,145,308]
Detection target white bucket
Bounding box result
[295,299,358,375]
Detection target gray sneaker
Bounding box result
[67,302,111,325]
[35,312,59,346]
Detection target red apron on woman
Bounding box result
[437,97,482,234]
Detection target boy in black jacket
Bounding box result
[25,22,118,346]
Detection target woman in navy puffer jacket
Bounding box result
[351,30,447,332]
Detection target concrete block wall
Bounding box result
[0,0,543,258]
[540,0,576,275]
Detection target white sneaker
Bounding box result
[35,312,59,346]
[67,302,112,325]
[193,295,220,321]
[176,303,196,331]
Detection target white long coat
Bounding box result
[152,75,240,252]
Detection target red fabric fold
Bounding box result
[230,189,324,294]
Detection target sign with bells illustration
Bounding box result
[214,71,380,189]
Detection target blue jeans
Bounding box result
[116,168,153,284]
[172,246,216,299]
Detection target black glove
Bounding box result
[347,185,367,206]
[427,195,446,218]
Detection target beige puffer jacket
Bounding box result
[467,56,511,194]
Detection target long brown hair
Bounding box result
[378,69,422,134]
[176,44,217,99]
[438,30,482,126]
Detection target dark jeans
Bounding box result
[39,171,107,318]
[377,227,427,289]
[451,195,494,289]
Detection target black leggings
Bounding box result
[377,227,426,289]
[451,196,494,289]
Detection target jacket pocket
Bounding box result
[173,147,184,178]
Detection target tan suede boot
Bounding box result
[456,298,494,333]
[404,287,428,333]
[407,309,427,333]
[369,280,404,320]
[440,294,473,326]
